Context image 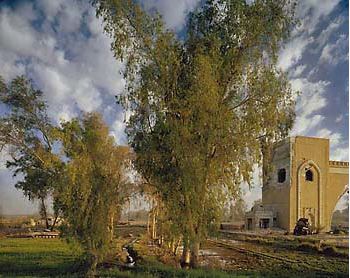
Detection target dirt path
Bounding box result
[200,238,348,277]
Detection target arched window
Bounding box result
[305,169,313,181]
[278,168,286,183]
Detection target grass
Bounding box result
[0,237,348,277]
[0,238,240,277]
[0,238,83,277]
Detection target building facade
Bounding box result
[246,136,349,232]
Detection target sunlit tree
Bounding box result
[56,113,129,276]
[93,0,296,267]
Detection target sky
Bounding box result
[0,0,348,215]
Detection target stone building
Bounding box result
[245,136,349,232]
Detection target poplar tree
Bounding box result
[93,0,296,267]
[56,113,129,276]
[0,76,60,229]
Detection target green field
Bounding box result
[0,238,348,277]
[0,238,82,277]
[0,238,240,277]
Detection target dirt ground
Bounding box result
[199,236,348,277]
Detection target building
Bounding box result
[245,136,349,233]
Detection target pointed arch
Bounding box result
[297,160,322,226]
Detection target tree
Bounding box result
[55,112,129,276]
[226,194,247,222]
[93,0,296,267]
[0,76,60,229]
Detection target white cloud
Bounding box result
[320,34,348,66]
[315,15,344,51]
[0,1,125,127]
[278,36,314,71]
[36,0,64,20]
[296,0,341,34]
[290,78,330,136]
[292,114,325,135]
[242,166,262,209]
[335,115,343,123]
[290,64,307,78]
[279,0,341,72]
[57,3,82,33]
[331,146,349,161]
[316,128,342,146]
[290,78,329,117]
[0,52,26,81]
[110,116,126,145]
[0,6,38,56]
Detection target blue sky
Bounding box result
[0,0,348,215]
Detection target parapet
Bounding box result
[329,161,349,168]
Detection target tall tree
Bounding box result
[56,113,129,276]
[93,0,296,267]
[0,76,60,229]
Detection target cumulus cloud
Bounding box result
[0,1,125,126]
[0,0,127,214]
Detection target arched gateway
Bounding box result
[246,136,349,232]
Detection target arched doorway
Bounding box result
[297,160,322,231]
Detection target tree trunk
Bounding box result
[151,208,157,239]
[173,238,181,255]
[181,239,191,269]
[147,211,150,236]
[40,198,49,229]
[50,214,59,231]
[86,253,98,278]
[109,214,114,242]
[190,240,200,268]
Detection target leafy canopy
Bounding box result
[93,0,296,264]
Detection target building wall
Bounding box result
[290,137,329,232]
[262,138,291,230]
[261,136,348,232]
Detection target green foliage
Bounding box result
[0,76,132,271]
[55,112,130,274]
[93,0,298,265]
[0,76,61,229]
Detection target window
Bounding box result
[305,169,313,181]
[278,168,286,183]
[260,218,270,229]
